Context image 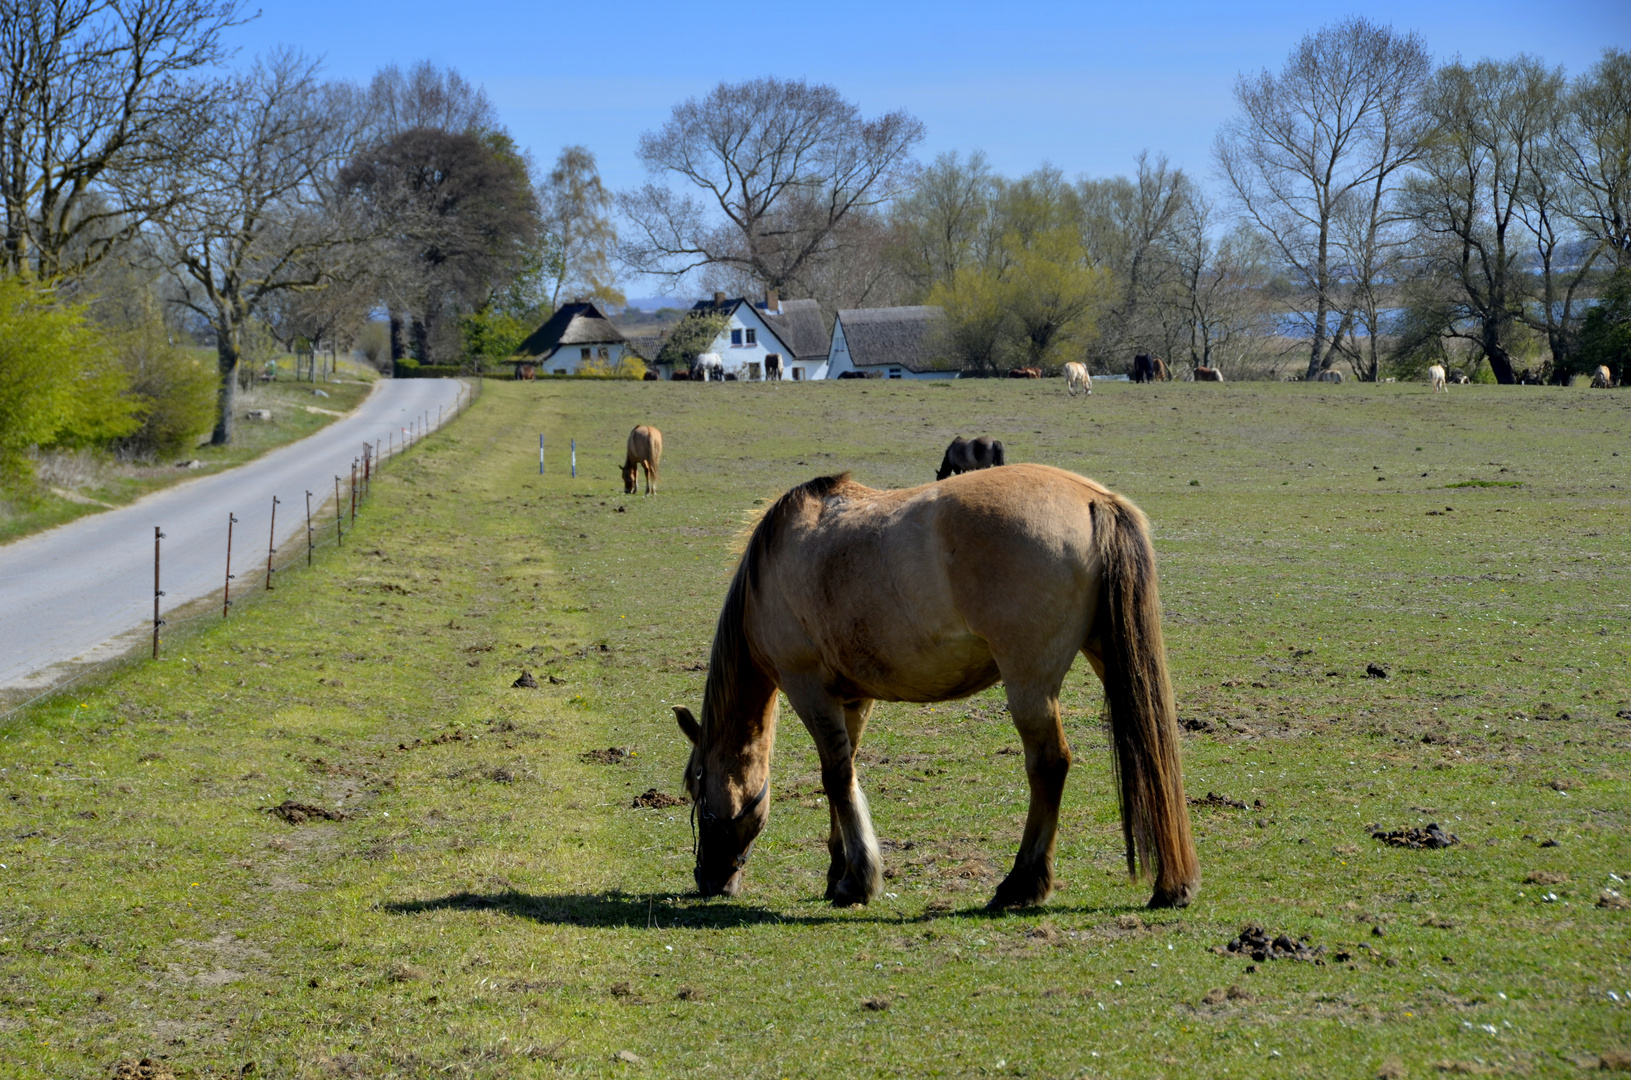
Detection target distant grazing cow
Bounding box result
[1314,369,1344,383]
[1428,364,1447,393]
[936,436,1005,481]
[1063,362,1092,395]
[1193,364,1223,382]
[1009,367,1041,379]
[1592,364,1614,388]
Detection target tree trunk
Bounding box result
[389,310,406,370]
[1482,319,1516,384]
[212,332,242,445]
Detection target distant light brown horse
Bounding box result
[671,465,1199,910]
[622,425,662,495]
[1593,364,1615,389]
[936,435,1005,481]
[1009,367,1042,379]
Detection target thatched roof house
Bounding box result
[512,301,638,375]
[825,306,954,379]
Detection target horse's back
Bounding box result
[759,465,1110,698]
[629,424,661,464]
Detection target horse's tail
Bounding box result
[1090,495,1198,909]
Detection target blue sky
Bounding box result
[226,0,1627,296]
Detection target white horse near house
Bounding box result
[1428,364,1447,393]
[1063,362,1092,396]
[695,353,724,382]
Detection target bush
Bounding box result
[112,315,217,459]
[0,277,139,485]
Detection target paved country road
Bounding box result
[0,377,466,696]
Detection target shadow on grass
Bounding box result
[383,889,1139,929]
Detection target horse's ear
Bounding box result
[673,706,701,744]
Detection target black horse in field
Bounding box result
[936,436,1006,481]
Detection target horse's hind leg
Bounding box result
[989,680,1071,910]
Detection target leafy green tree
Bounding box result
[458,307,530,370]
[1578,267,1631,384]
[111,304,217,459]
[655,310,730,373]
[540,146,622,309]
[1001,228,1111,371]
[0,278,139,484]
[926,267,1007,374]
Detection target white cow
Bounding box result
[1063,361,1092,396]
[1428,364,1447,393]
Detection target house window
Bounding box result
[889,368,903,379]
[792,368,804,381]
[745,328,757,345]
[580,347,591,361]
[730,329,743,346]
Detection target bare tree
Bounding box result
[1407,57,1565,383]
[0,0,246,281]
[148,49,362,444]
[890,150,997,295]
[1215,17,1431,380]
[540,145,619,308]
[1079,152,1193,362]
[1160,197,1269,375]
[1562,48,1631,269]
[618,77,923,294]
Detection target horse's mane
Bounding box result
[702,473,853,739]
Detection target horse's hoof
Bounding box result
[830,879,874,907]
[1147,881,1197,910]
[987,876,1051,910]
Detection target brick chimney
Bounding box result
[765,288,780,314]
[713,291,726,307]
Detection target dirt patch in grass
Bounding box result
[1369,823,1459,849]
[1188,791,1247,809]
[1219,924,1328,963]
[580,747,635,765]
[111,1059,177,1080]
[264,801,348,824]
[631,788,685,809]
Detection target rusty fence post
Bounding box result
[265,496,280,590]
[334,476,343,546]
[350,458,358,525]
[305,490,314,566]
[224,512,237,618]
[152,526,166,659]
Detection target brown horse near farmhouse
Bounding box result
[671,465,1199,910]
[622,425,662,495]
[935,435,1005,481]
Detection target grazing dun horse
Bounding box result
[622,425,663,495]
[1593,365,1614,389]
[935,436,1005,481]
[672,466,1200,910]
[1064,362,1092,395]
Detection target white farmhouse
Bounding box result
[513,301,638,376]
[690,290,830,380]
[825,306,955,379]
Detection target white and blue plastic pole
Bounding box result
[571,439,577,479]
[538,434,544,474]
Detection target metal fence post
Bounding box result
[266,496,280,590]
[350,459,358,524]
[224,512,237,618]
[153,526,166,658]
[334,476,343,546]
[305,490,314,566]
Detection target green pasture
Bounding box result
[2,378,1628,1078]
[0,360,376,546]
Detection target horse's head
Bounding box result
[674,705,769,897]
[621,461,638,494]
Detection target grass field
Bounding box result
[0,361,376,546]
[2,378,1628,1079]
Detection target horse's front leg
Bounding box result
[990,684,1071,910]
[787,685,880,905]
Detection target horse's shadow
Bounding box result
[383,889,1139,929]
